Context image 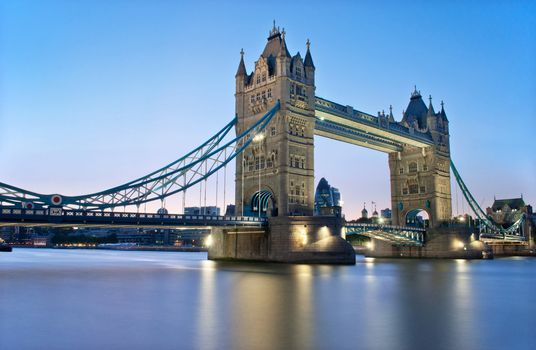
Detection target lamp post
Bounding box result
[253,133,265,219]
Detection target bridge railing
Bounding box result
[0,207,268,225]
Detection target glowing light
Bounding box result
[365,241,374,250]
[301,230,308,245]
[253,134,264,142]
[205,235,213,248]
[378,217,384,224]
[453,239,465,249]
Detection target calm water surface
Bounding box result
[1,249,535,350]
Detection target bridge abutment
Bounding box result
[208,216,356,264]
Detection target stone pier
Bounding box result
[366,228,492,259]
[208,216,356,264]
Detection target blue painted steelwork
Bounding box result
[0,207,267,228]
[0,101,281,211]
[314,96,434,146]
[251,190,274,214]
[451,160,526,240]
[345,222,425,246]
[315,119,402,152]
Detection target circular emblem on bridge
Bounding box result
[25,202,34,209]
[51,195,62,205]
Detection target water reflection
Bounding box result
[1,250,535,350]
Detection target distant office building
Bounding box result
[314,178,342,216]
[184,206,220,216]
[381,208,392,219]
[225,204,236,216]
[116,228,209,246]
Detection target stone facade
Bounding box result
[389,90,452,227]
[235,25,315,217]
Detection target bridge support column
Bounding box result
[208,216,355,264]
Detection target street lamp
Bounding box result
[253,133,265,218]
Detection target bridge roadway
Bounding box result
[0,207,267,229]
[314,96,434,153]
[0,207,428,247]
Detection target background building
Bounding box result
[314,177,342,216]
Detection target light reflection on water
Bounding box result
[1,249,535,350]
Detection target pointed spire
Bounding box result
[304,38,315,68]
[278,30,291,58]
[427,95,435,116]
[235,48,247,77]
[440,100,448,121]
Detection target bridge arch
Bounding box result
[250,189,277,217]
[404,208,430,228]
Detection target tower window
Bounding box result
[420,186,426,193]
[402,188,408,195]
[256,93,260,101]
[409,162,418,173]
[267,88,272,98]
[423,164,428,171]
[256,74,261,84]
[399,167,404,174]
[271,127,276,136]
[261,91,266,100]
[250,95,255,104]
[262,73,266,82]
[296,67,302,79]
[409,184,419,194]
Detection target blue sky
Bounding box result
[1,0,535,218]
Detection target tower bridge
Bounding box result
[0,24,532,262]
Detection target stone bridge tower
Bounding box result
[235,24,316,217]
[388,88,452,227]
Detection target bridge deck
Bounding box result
[314,96,434,152]
[0,208,267,229]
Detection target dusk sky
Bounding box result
[1,0,535,219]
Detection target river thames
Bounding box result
[1,249,535,350]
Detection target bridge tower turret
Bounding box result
[235,24,316,217]
[389,90,452,228]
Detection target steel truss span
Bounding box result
[451,160,526,239]
[0,101,280,211]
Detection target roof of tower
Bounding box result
[262,22,290,59]
[492,198,526,211]
[402,86,428,129]
[290,52,302,71]
[236,49,247,77]
[304,39,315,69]
[258,23,290,76]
